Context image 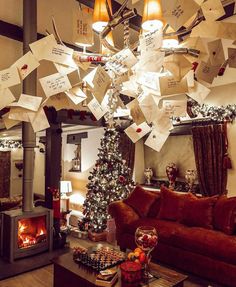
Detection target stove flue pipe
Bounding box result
[22,0,37,212]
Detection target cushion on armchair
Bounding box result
[0,196,22,212]
[180,195,218,229]
[124,185,158,217]
[157,186,193,221]
[214,196,236,235]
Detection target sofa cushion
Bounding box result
[214,196,236,235]
[157,186,193,221]
[124,186,158,217]
[180,195,217,229]
[147,193,161,218]
[171,225,236,265]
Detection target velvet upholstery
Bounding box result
[180,195,217,229]
[214,195,236,235]
[157,186,192,221]
[109,188,236,287]
[124,185,158,217]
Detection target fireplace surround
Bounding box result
[0,206,53,262]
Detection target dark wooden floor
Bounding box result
[0,236,222,287]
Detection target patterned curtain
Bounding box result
[119,132,135,175]
[0,151,11,198]
[192,124,228,196]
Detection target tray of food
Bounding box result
[73,244,126,271]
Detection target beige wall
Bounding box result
[62,127,104,201]
[144,82,236,197]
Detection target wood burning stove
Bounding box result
[0,206,53,262]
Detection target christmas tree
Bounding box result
[83,127,134,233]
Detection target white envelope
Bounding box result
[0,66,21,89]
[126,98,146,125]
[139,94,161,124]
[162,100,187,117]
[185,70,195,88]
[201,0,225,21]
[42,94,72,111]
[159,76,188,96]
[121,76,140,97]
[152,108,173,132]
[124,122,151,143]
[29,34,57,61]
[195,61,220,84]
[106,48,138,75]
[145,128,170,152]
[0,88,15,110]
[43,44,75,67]
[135,51,165,73]
[139,29,163,54]
[161,0,200,31]
[54,63,78,75]
[12,51,40,80]
[39,73,72,97]
[65,86,87,105]
[136,71,161,91]
[2,113,20,129]
[87,97,108,120]
[8,107,31,122]
[186,80,211,104]
[28,108,50,133]
[14,94,42,111]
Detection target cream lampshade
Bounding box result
[60,181,72,212]
[101,31,114,54]
[92,0,111,33]
[142,0,164,31]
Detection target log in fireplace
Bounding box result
[0,206,53,262]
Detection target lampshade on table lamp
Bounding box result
[60,181,72,211]
[92,0,111,33]
[142,0,164,31]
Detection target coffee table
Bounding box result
[52,252,188,287]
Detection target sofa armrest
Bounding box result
[108,201,140,230]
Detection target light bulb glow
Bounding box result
[92,21,108,33]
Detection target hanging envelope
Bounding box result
[73,6,94,47]
[28,108,50,133]
[228,48,236,68]
[39,73,72,97]
[159,76,188,96]
[124,122,151,143]
[54,63,78,75]
[0,88,15,110]
[121,76,140,97]
[185,70,195,88]
[191,21,236,40]
[163,100,187,117]
[161,0,200,31]
[42,44,75,67]
[152,108,173,132]
[0,66,21,90]
[180,37,208,61]
[65,85,87,105]
[164,54,192,80]
[8,107,31,122]
[136,71,161,91]
[139,94,161,124]
[136,51,165,73]
[126,99,146,125]
[139,29,163,54]
[207,39,225,67]
[144,128,170,152]
[13,94,42,111]
[29,34,57,61]
[87,97,108,120]
[195,61,220,84]
[43,94,72,111]
[201,0,225,21]
[186,80,211,104]
[106,48,138,75]
[2,113,20,129]
[12,51,40,80]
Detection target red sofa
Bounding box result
[108,186,236,287]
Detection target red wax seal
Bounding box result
[192,62,198,71]
[21,64,28,70]
[136,128,142,133]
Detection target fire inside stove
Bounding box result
[18,215,47,249]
